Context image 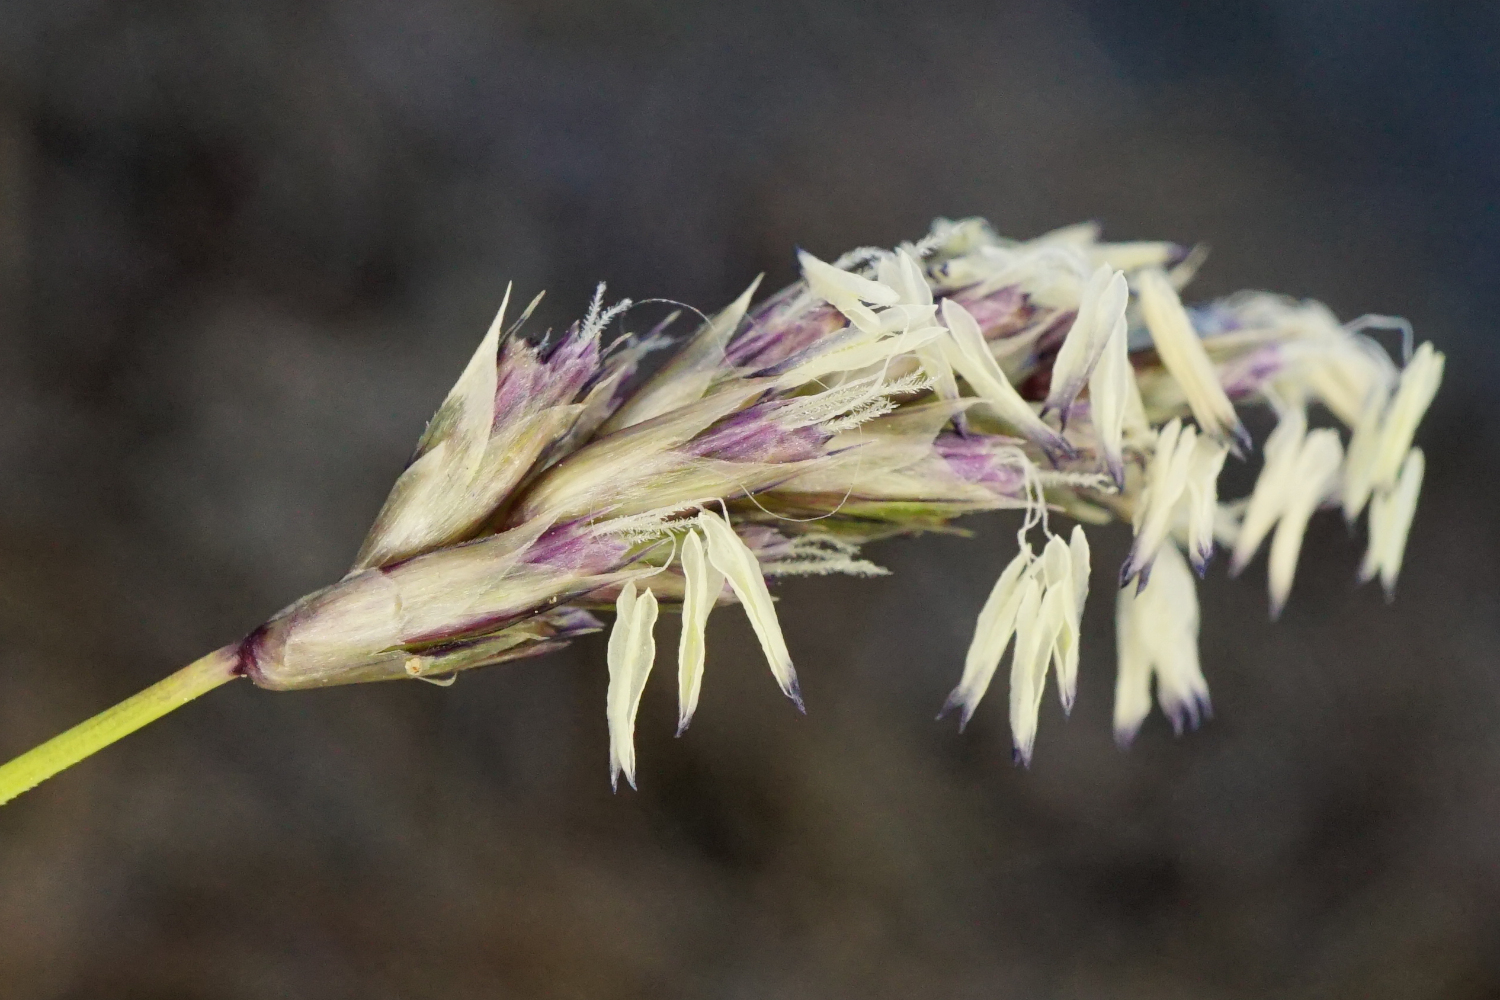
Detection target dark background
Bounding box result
[0,2,1497,997]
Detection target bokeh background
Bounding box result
[0,2,1497,997]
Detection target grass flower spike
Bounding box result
[0,217,1445,804]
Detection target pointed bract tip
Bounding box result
[785,674,806,714]
[1229,421,1253,457]
[1038,399,1074,435]
[1166,700,1207,736]
[1107,458,1126,493]
[1176,704,1212,734]
[1042,435,1079,466]
[1114,725,1141,750]
[1167,694,1212,736]
[1011,743,1033,768]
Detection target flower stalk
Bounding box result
[0,647,240,805]
[0,216,1446,803]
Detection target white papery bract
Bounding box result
[776,323,946,389]
[1086,297,1141,488]
[1230,406,1307,576]
[697,510,802,710]
[1137,267,1249,452]
[1061,526,1091,710]
[1123,418,1199,589]
[1115,542,1208,745]
[1266,429,1344,618]
[1043,529,1089,718]
[1361,446,1425,598]
[1007,575,1050,765]
[950,524,1090,767]
[1183,436,1230,575]
[607,582,659,790]
[1044,264,1129,424]
[939,298,1071,457]
[875,248,936,319]
[1342,342,1443,521]
[1226,405,1344,616]
[676,529,725,734]
[1341,389,1389,522]
[945,544,1034,730]
[799,249,901,335]
[1370,343,1444,492]
[602,509,802,788]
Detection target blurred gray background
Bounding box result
[0,2,1496,997]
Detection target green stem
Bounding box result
[0,645,242,806]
